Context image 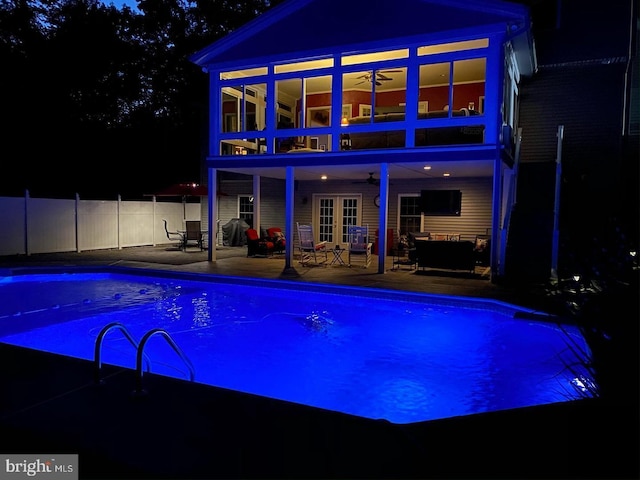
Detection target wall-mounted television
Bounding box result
[420,189,462,216]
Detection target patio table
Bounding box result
[328,247,347,266]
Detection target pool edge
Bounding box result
[2,343,636,479]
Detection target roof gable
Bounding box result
[191,0,530,68]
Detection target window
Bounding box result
[359,104,372,117]
[238,196,254,228]
[216,38,490,156]
[398,195,422,235]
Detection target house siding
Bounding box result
[396,177,493,241]
[259,177,287,233]
[280,176,492,249]
[519,64,627,167]
[518,61,630,217]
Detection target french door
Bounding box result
[314,195,362,250]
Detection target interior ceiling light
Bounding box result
[321,175,327,180]
[423,166,431,170]
[443,172,451,177]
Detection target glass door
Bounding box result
[315,195,361,250]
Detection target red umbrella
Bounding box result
[152,182,208,198]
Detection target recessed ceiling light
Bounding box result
[423,165,431,170]
[443,172,451,177]
[321,175,327,180]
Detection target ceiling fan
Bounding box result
[352,172,380,186]
[354,70,403,86]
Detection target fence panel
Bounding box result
[78,200,119,251]
[28,198,76,254]
[119,200,155,248]
[0,197,26,256]
[0,195,193,256]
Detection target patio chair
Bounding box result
[266,227,286,253]
[348,225,372,268]
[296,222,327,266]
[163,219,184,250]
[474,234,491,266]
[246,228,274,257]
[184,220,204,251]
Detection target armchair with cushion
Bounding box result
[266,227,286,254]
[245,229,275,257]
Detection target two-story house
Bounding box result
[190,0,537,279]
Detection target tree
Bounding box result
[0,0,278,198]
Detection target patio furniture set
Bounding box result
[163,219,207,251]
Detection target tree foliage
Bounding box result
[0,0,275,198]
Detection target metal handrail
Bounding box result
[94,322,150,384]
[134,328,195,396]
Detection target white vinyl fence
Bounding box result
[0,192,202,256]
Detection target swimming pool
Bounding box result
[0,269,594,424]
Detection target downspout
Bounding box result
[550,125,564,281]
[621,0,636,136]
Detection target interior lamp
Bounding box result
[340,116,351,149]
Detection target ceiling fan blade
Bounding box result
[375,81,383,86]
[380,69,403,73]
[376,74,392,80]
[354,80,366,85]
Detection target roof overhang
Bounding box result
[207,145,501,181]
[190,0,532,69]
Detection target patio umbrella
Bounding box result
[153,182,208,198]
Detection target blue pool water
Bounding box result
[0,270,594,424]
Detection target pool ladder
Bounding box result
[94,322,195,395]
